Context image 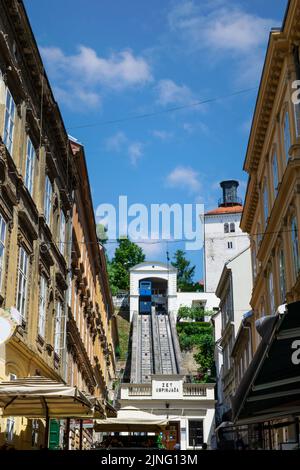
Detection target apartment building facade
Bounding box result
[233,0,300,449]
[0,0,118,449]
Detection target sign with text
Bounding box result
[152,378,183,399]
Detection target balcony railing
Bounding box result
[218,196,243,206]
[127,384,152,396]
[183,384,207,397]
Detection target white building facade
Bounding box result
[120,375,216,449]
[204,181,249,293]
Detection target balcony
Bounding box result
[218,196,243,206]
[183,383,207,397]
[127,384,152,396]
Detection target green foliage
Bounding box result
[107,238,145,293]
[177,305,205,321]
[176,322,215,382]
[171,250,200,292]
[156,434,165,449]
[96,223,108,244]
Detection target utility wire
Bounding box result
[40,226,297,246]
[67,86,258,130]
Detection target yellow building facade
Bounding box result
[239,0,300,448]
[241,0,300,352]
[0,0,118,449]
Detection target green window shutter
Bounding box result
[49,419,60,450]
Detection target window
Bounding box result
[294,102,300,138]
[25,137,35,196]
[188,420,203,447]
[59,210,66,254]
[230,223,235,233]
[263,179,269,227]
[54,301,63,355]
[31,420,39,447]
[252,242,257,280]
[272,151,279,196]
[6,374,17,443]
[291,216,300,278]
[224,223,229,233]
[257,222,262,246]
[3,88,15,154]
[284,111,291,160]
[44,176,52,226]
[38,276,47,338]
[268,270,275,314]
[227,241,234,249]
[0,214,6,290]
[16,247,29,319]
[279,249,286,303]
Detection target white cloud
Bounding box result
[105,132,144,166]
[183,121,209,135]
[105,131,128,152]
[152,130,173,141]
[137,241,165,260]
[40,45,152,109]
[128,142,144,165]
[167,1,276,84]
[166,166,201,193]
[156,79,193,106]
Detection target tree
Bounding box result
[177,305,205,322]
[171,249,199,292]
[109,238,145,292]
[96,223,108,244]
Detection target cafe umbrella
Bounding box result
[0,376,96,447]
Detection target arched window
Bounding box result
[230,223,235,233]
[224,223,229,233]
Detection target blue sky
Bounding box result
[24,0,287,281]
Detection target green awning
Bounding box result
[232,301,300,424]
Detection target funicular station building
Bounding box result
[118,262,216,450]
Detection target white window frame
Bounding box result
[16,247,29,320]
[279,248,286,303]
[227,241,234,249]
[25,137,35,196]
[54,300,63,355]
[284,110,291,160]
[0,213,7,290]
[291,216,300,278]
[3,87,15,154]
[263,179,269,227]
[272,151,279,196]
[294,102,300,138]
[6,374,17,443]
[59,210,66,254]
[44,175,52,226]
[38,275,47,338]
[268,270,275,314]
[224,223,229,234]
[230,222,235,233]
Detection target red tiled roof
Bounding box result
[205,205,243,216]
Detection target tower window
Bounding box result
[224,223,229,233]
[230,223,235,233]
[227,241,234,249]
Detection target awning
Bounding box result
[94,406,168,432]
[0,376,94,418]
[232,301,300,425]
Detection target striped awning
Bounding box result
[0,376,95,418]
